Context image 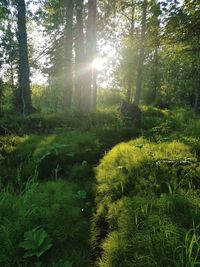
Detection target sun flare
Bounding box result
[92,57,105,71]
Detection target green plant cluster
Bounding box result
[93,138,200,267]
[0,106,200,266]
[0,181,90,267]
[0,133,101,187]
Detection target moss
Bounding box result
[93,138,200,267]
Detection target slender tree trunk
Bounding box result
[63,0,74,110]
[16,0,32,114]
[130,0,135,39]
[74,0,86,111]
[126,80,132,103]
[86,0,97,110]
[194,35,200,113]
[126,0,135,103]
[152,1,160,104]
[134,0,148,106]
[153,42,159,102]
[194,81,200,113]
[7,21,15,91]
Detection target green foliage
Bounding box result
[0,181,90,266]
[93,137,200,267]
[97,88,123,108]
[53,260,73,267]
[95,138,198,200]
[19,227,52,258]
[0,132,101,186]
[97,194,200,267]
[1,107,200,267]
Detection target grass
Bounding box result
[0,180,91,267]
[0,105,200,266]
[0,132,102,188]
[93,138,200,267]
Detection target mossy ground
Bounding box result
[0,106,199,266]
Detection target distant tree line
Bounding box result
[0,0,199,114]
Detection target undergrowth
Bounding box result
[93,138,200,267]
[0,106,200,266]
[0,180,91,267]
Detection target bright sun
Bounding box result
[92,57,105,71]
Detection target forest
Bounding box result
[0,0,200,266]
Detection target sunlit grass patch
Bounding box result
[97,194,200,267]
[93,138,200,266]
[95,138,197,201]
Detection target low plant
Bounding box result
[19,227,52,258]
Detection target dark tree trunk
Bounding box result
[63,0,74,110]
[194,36,200,113]
[16,0,32,114]
[194,81,200,113]
[152,43,159,102]
[134,0,147,106]
[151,1,161,104]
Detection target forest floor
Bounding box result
[0,106,200,267]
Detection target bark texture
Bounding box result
[16,0,32,114]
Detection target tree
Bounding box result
[134,0,148,106]
[63,0,74,109]
[74,0,86,111]
[163,0,200,110]
[0,0,18,92]
[16,0,32,114]
[74,0,98,112]
[86,0,97,109]
[144,0,161,105]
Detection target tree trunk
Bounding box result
[74,0,86,111]
[134,0,147,106]
[126,0,135,103]
[63,0,74,110]
[152,43,159,102]
[86,0,97,110]
[126,80,132,103]
[152,1,161,104]
[194,35,200,113]
[16,0,32,114]
[130,0,135,39]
